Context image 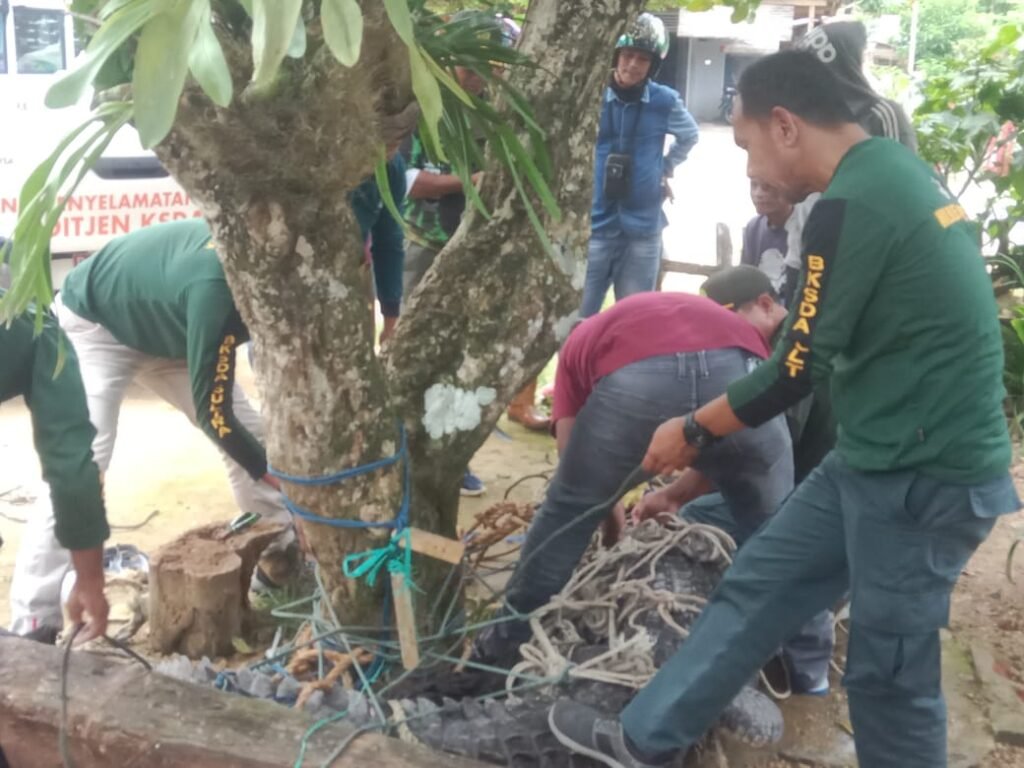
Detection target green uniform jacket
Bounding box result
[0,304,108,549]
[729,138,1010,483]
[60,219,266,479]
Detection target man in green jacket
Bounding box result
[549,50,1020,768]
[4,300,109,641]
[10,219,293,636]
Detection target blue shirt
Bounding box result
[591,81,698,237]
[351,155,407,317]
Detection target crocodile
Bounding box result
[329,520,784,766]
[159,520,785,767]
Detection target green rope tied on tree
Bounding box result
[342,527,419,591]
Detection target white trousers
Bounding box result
[9,297,290,633]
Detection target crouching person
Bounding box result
[4,295,109,641]
[472,285,794,668]
[10,219,296,637]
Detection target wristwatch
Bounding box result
[683,412,719,451]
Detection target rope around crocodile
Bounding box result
[509,518,737,692]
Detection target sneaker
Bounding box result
[547,700,673,768]
[249,565,282,596]
[460,469,486,497]
[790,669,830,696]
[103,543,150,574]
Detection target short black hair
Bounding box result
[738,50,856,125]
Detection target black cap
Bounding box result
[701,266,775,310]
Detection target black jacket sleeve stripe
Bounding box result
[732,198,846,426]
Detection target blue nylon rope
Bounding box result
[267,424,410,531]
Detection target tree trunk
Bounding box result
[151,0,644,628]
[155,5,414,627]
[384,0,645,545]
[0,634,490,768]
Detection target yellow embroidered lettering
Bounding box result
[792,317,811,335]
[934,203,968,228]
[784,342,810,378]
[209,333,239,440]
[807,255,825,271]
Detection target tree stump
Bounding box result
[149,519,287,658]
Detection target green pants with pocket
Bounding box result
[622,451,1019,767]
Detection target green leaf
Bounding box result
[46,0,156,108]
[98,0,138,21]
[17,115,107,212]
[249,0,302,89]
[381,0,414,46]
[422,54,472,107]
[501,126,559,221]
[485,76,543,134]
[321,0,363,68]
[133,0,205,148]
[1012,317,1024,346]
[730,0,751,23]
[189,4,233,107]
[499,131,555,258]
[984,24,1022,58]
[374,152,408,239]
[409,45,445,157]
[441,106,488,218]
[2,103,132,325]
[287,12,307,58]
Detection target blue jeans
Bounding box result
[580,232,663,318]
[482,350,792,654]
[622,453,1020,766]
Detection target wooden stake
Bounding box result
[400,526,465,564]
[391,572,420,670]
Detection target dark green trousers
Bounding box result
[622,452,1018,767]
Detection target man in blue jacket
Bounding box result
[352,151,406,342]
[580,13,699,318]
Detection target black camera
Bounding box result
[603,152,632,201]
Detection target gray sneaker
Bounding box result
[547,700,672,768]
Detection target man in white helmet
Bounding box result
[580,12,699,318]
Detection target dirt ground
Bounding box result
[2,353,1024,767]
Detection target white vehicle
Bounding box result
[0,0,199,262]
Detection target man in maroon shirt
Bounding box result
[473,268,794,667]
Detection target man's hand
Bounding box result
[632,486,683,525]
[661,177,675,203]
[642,417,699,475]
[263,472,282,491]
[67,547,109,642]
[633,469,713,525]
